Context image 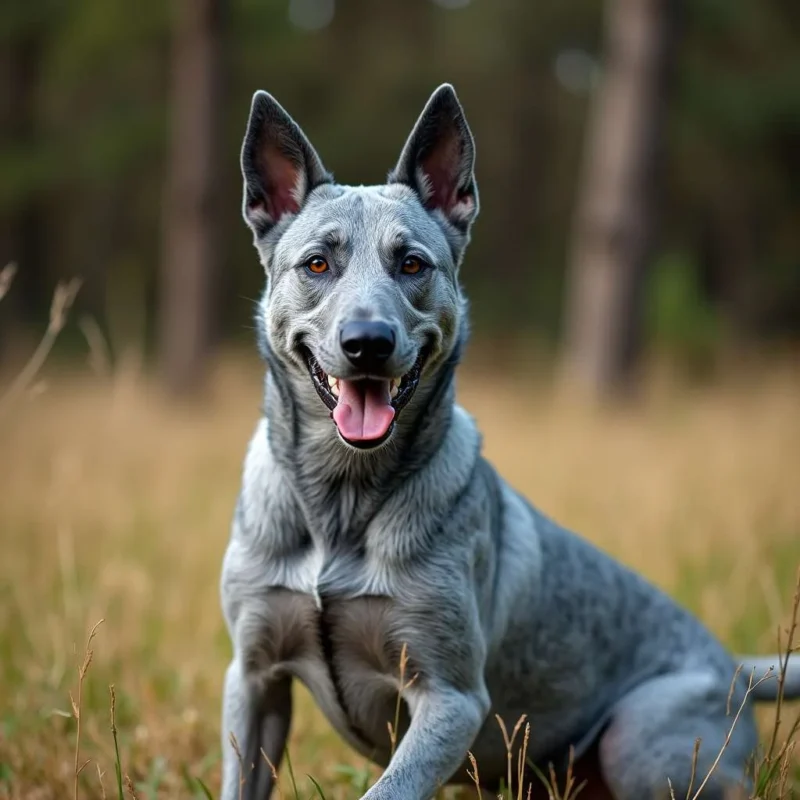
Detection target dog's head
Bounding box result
[242,84,478,451]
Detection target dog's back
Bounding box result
[391,441,762,788]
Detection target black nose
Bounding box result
[340,321,396,371]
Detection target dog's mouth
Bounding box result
[302,347,427,449]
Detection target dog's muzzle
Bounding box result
[302,347,428,449]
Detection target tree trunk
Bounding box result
[561,0,678,398]
[158,0,224,395]
[0,29,45,364]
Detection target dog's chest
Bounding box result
[239,587,410,759]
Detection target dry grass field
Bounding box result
[1,343,799,799]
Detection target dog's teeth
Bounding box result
[390,381,400,399]
[329,378,339,398]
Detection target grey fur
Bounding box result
[220,84,799,800]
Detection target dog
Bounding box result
[219,84,800,800]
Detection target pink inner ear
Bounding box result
[260,144,302,222]
[421,131,463,214]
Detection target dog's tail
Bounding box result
[734,654,800,701]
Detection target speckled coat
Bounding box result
[219,84,797,800]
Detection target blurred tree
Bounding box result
[562,0,679,397]
[667,0,800,341]
[0,5,48,361]
[158,0,225,394]
[1,0,798,379]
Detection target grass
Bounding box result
[0,274,799,798]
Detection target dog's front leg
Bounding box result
[362,683,490,800]
[221,659,292,800]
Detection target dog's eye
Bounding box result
[306,257,329,275]
[401,256,424,275]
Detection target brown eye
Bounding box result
[401,257,423,275]
[306,257,329,274]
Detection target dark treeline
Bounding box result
[1,0,798,393]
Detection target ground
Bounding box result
[1,349,798,799]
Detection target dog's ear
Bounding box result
[241,91,332,237]
[389,83,478,230]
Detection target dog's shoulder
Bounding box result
[221,418,312,614]
[235,417,300,535]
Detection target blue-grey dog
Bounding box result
[220,84,799,800]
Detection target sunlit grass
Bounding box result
[1,344,799,798]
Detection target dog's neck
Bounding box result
[260,343,461,541]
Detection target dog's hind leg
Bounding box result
[597,671,758,800]
[221,659,292,800]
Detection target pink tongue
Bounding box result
[332,379,396,442]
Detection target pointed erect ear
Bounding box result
[388,84,479,230]
[241,91,332,236]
